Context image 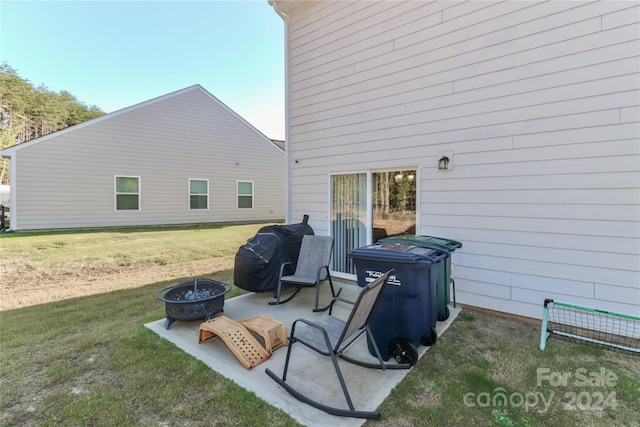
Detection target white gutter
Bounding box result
[269,0,292,224]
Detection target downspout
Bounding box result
[269,0,292,224]
[4,155,16,231]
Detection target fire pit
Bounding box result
[157,278,232,329]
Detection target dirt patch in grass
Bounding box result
[0,224,264,311]
[1,256,234,311]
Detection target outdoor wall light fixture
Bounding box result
[437,151,453,170]
[438,156,450,170]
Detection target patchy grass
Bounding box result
[1,225,638,426]
[0,278,298,427]
[370,309,640,427]
[0,223,265,310]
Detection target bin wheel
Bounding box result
[390,339,418,366]
[420,327,438,347]
[437,306,450,321]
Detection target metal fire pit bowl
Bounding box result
[157,278,232,329]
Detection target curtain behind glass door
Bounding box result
[331,173,366,274]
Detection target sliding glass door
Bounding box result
[331,169,416,275]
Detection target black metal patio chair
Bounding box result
[269,235,339,311]
[265,269,412,419]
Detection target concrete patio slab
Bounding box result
[146,281,460,427]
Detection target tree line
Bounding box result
[0,62,105,184]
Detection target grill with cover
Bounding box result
[234,215,314,292]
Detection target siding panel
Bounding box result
[284,0,640,319]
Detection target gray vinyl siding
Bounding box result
[282,1,640,318]
[6,86,285,230]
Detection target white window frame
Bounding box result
[189,178,209,211]
[114,175,141,211]
[237,180,254,210]
[328,167,419,279]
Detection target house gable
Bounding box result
[3,85,285,230]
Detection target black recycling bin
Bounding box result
[380,235,462,321]
[349,243,447,364]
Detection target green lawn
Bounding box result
[1,225,638,426]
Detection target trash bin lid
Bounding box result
[380,234,462,251]
[349,242,447,264]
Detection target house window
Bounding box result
[237,181,253,209]
[189,179,209,210]
[115,176,140,210]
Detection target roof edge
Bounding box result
[193,85,284,154]
[0,83,284,156]
[0,84,204,155]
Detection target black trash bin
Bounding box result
[349,242,447,364]
[379,235,462,321]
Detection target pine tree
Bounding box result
[0,62,105,184]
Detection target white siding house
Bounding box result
[0,85,285,231]
[270,0,640,319]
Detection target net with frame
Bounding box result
[539,299,640,355]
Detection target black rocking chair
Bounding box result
[265,269,412,419]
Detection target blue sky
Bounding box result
[0,0,285,139]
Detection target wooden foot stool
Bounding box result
[240,315,288,354]
[198,315,288,369]
[198,316,270,369]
